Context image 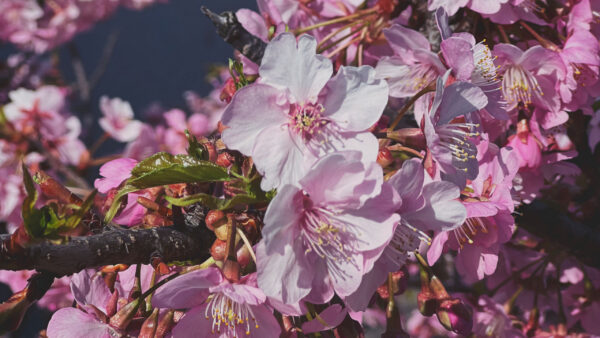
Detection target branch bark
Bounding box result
[200,7,267,65]
[516,200,600,270]
[1,212,215,277]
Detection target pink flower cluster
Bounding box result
[2,0,600,337]
[0,0,166,52]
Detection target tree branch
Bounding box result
[200,7,267,65]
[0,211,215,277]
[516,200,600,270]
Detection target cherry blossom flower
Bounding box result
[420,70,488,189]
[152,267,280,337]
[99,96,143,143]
[94,158,149,227]
[256,152,398,304]
[221,33,388,190]
[162,108,209,154]
[375,24,446,98]
[428,140,519,281]
[345,159,466,310]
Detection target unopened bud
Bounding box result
[105,290,119,317]
[417,291,437,317]
[377,268,408,299]
[210,239,227,261]
[219,78,237,103]
[0,291,31,332]
[155,310,175,338]
[377,147,394,168]
[222,259,240,283]
[216,152,235,168]
[205,210,227,231]
[139,308,159,338]
[236,244,252,268]
[435,298,473,336]
[386,128,426,149]
[109,298,141,331]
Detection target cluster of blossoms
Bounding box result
[2,0,600,337]
[0,0,165,53]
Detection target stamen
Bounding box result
[502,65,543,105]
[205,292,257,336]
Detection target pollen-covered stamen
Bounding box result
[289,102,328,140]
[301,207,352,263]
[453,217,489,249]
[502,65,544,105]
[205,292,258,336]
[472,42,501,88]
[436,123,479,167]
[386,218,431,258]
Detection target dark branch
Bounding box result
[0,223,214,277]
[201,7,267,65]
[516,200,600,270]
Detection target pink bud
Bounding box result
[109,298,140,331]
[139,308,159,338]
[105,290,119,317]
[0,290,31,332]
[435,298,472,336]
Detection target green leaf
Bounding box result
[185,130,207,161]
[104,152,230,223]
[165,193,221,209]
[64,190,97,230]
[129,152,229,188]
[21,163,41,237]
[165,193,262,211]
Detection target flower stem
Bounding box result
[389,83,436,131]
[293,8,377,35]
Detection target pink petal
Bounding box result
[152,268,222,309]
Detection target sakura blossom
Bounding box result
[2,0,600,336]
[256,152,398,304]
[222,32,388,190]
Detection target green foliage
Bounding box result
[21,164,97,238]
[104,152,230,223]
[185,130,208,161]
[228,59,249,89]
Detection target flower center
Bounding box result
[289,102,327,140]
[301,208,351,262]
[385,219,431,264]
[472,42,500,88]
[436,123,479,172]
[453,217,489,249]
[502,65,543,105]
[205,292,258,336]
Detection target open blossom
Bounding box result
[3,86,67,135]
[346,159,466,311]
[221,33,388,190]
[99,96,143,143]
[162,108,209,154]
[420,71,488,189]
[428,141,519,281]
[375,24,446,98]
[436,8,508,120]
[493,44,567,129]
[94,158,148,227]
[256,152,398,304]
[47,265,158,338]
[152,267,280,337]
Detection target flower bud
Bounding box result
[105,290,119,317]
[222,259,240,283]
[109,298,141,331]
[377,268,408,299]
[216,152,235,168]
[220,78,237,103]
[0,291,31,332]
[377,147,394,168]
[435,298,473,336]
[236,244,252,268]
[210,239,227,261]
[139,308,159,338]
[155,310,175,338]
[205,210,227,231]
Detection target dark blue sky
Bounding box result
[59,0,255,111]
